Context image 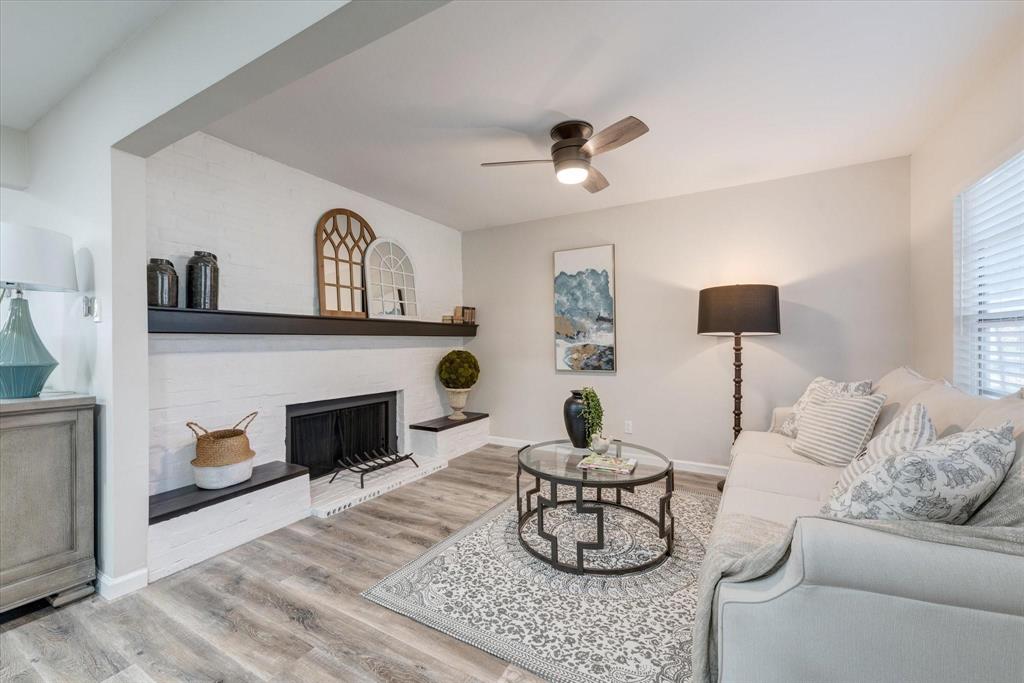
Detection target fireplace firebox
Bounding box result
[286,392,411,482]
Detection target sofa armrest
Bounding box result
[715,518,1024,682]
[767,406,793,432]
[789,518,1023,613]
[718,518,1024,616]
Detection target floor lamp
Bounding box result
[697,284,781,491]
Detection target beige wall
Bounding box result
[910,44,1024,380]
[463,157,911,468]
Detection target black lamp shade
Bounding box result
[697,284,780,336]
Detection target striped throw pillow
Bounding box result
[832,402,936,495]
[790,392,886,466]
[776,376,873,437]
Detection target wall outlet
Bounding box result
[624,420,633,434]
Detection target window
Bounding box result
[953,151,1024,397]
[365,239,418,319]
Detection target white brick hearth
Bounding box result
[308,458,445,518]
[409,416,491,460]
[148,474,311,582]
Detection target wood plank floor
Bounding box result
[1,445,720,683]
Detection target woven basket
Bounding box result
[187,412,257,467]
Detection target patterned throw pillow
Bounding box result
[777,376,873,437]
[822,422,1016,523]
[832,403,937,495]
[790,392,887,466]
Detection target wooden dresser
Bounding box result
[0,394,96,611]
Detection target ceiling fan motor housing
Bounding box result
[549,120,594,141]
[550,120,594,177]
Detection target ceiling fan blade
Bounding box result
[480,160,551,167]
[580,116,649,157]
[582,167,609,193]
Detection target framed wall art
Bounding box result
[553,244,616,372]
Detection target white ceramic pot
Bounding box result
[590,434,611,454]
[445,387,472,420]
[192,458,254,490]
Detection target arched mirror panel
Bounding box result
[315,209,376,318]
[365,239,418,319]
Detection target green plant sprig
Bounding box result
[580,387,603,440]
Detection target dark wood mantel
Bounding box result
[148,307,477,337]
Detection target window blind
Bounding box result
[953,150,1024,397]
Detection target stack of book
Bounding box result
[577,454,637,474]
[453,306,476,323]
[444,306,477,324]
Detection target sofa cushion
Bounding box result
[872,366,938,434]
[719,485,824,526]
[909,382,992,437]
[966,395,1024,527]
[823,423,1016,523]
[726,444,841,502]
[731,429,806,463]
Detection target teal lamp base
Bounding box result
[0,296,58,399]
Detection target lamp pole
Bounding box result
[733,333,743,442]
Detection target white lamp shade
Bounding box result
[0,222,78,292]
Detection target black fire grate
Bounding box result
[329,448,418,489]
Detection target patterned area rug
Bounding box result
[363,483,720,683]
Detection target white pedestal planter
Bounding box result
[445,387,472,420]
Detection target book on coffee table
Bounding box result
[577,454,637,474]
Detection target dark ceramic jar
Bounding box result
[186,251,219,310]
[147,258,179,308]
[563,389,588,448]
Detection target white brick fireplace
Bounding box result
[145,132,476,580]
[148,334,460,494]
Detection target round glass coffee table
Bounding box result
[516,439,674,575]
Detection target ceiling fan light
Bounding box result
[556,164,589,185]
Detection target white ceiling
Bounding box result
[0,0,174,130]
[205,1,1022,231]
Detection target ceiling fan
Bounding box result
[481,116,649,193]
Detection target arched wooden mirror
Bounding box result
[315,209,376,318]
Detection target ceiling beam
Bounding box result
[114,0,448,157]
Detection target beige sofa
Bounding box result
[713,369,1024,683]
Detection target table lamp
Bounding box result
[697,283,780,459]
[0,222,79,398]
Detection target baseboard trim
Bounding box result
[487,435,532,448]
[487,436,728,476]
[671,459,729,477]
[96,567,148,601]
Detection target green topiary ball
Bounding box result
[438,350,480,389]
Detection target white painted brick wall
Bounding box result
[147,132,473,495]
[147,132,461,318]
[147,474,311,581]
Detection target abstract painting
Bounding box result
[554,245,616,372]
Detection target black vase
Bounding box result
[147,258,178,307]
[186,251,219,310]
[563,390,588,448]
